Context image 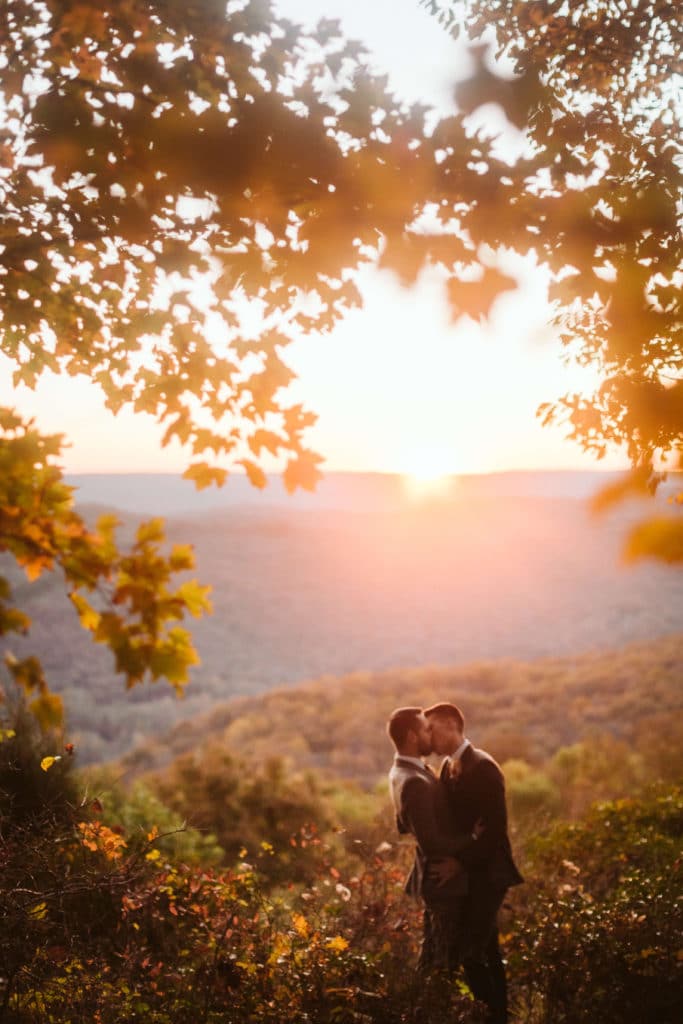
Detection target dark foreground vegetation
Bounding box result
[2,678,682,1024]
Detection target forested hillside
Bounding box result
[5,493,683,763]
[123,633,683,785]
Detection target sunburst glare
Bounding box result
[400,446,459,500]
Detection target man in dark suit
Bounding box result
[386,706,482,971]
[424,702,523,1024]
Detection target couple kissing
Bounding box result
[387,703,523,1024]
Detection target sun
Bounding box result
[400,446,459,499]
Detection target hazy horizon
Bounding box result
[17,480,683,763]
[67,466,629,477]
[63,466,680,516]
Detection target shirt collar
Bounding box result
[451,737,470,762]
[394,753,427,770]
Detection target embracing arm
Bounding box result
[447,760,508,869]
[401,777,474,858]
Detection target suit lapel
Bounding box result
[440,744,475,784]
[460,743,477,775]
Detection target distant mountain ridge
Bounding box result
[64,469,680,517]
[6,474,683,764]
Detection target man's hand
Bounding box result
[428,856,462,887]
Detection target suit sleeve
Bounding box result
[401,777,473,858]
[448,760,508,869]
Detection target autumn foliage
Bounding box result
[1,696,682,1024]
[0,409,211,727]
[420,0,683,559]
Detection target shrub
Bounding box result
[508,787,683,1024]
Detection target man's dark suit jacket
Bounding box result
[440,744,523,891]
[389,755,476,906]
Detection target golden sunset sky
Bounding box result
[0,0,629,477]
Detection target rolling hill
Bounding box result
[2,474,682,763]
[120,633,683,784]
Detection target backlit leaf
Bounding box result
[30,692,64,732]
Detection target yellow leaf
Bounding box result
[325,935,349,953]
[7,654,44,694]
[176,579,212,618]
[283,451,323,494]
[40,755,61,771]
[22,555,52,582]
[96,512,120,533]
[238,458,267,489]
[268,932,292,963]
[169,544,194,571]
[136,518,165,546]
[182,462,228,490]
[70,592,101,631]
[625,517,683,564]
[30,692,64,731]
[292,912,309,938]
[247,428,283,458]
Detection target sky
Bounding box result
[0,0,629,478]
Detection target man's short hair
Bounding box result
[424,702,465,732]
[387,706,423,748]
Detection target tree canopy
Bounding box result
[420,0,683,559]
[2,0,447,489]
[6,0,679,499]
[0,0,471,711]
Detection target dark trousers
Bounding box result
[461,880,509,1024]
[418,899,465,975]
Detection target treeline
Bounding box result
[123,634,683,786]
[1,697,681,1023]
